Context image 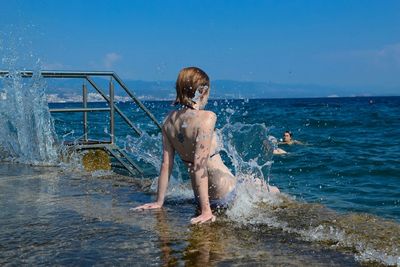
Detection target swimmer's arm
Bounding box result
[131,128,174,211]
[190,113,216,224]
[273,148,287,155]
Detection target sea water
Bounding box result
[0,72,399,265]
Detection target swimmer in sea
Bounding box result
[279,131,303,145]
[132,67,279,224]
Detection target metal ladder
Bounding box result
[106,144,143,176]
[0,70,162,176]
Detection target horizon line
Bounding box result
[46,95,400,104]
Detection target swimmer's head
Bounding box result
[283,131,292,142]
[174,67,210,110]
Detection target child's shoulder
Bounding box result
[198,110,217,120]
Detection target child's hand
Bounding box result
[130,202,162,211]
[190,213,216,224]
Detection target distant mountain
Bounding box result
[1,76,399,102]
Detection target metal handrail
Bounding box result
[0,70,162,143]
[50,108,110,113]
[0,70,114,78]
[85,76,143,135]
[112,72,161,130]
[0,70,162,129]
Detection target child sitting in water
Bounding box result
[132,67,279,224]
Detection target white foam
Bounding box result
[226,174,283,224]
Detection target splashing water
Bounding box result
[0,71,58,164]
[218,122,274,180]
[123,133,193,199]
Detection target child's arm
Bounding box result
[131,128,174,210]
[190,112,216,224]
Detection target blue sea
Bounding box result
[0,74,399,266]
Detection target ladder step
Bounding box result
[111,161,124,168]
[115,147,143,173]
[105,145,142,176]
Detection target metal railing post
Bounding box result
[83,80,88,142]
[109,77,115,144]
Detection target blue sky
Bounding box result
[1,0,400,91]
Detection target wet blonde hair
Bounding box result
[174,67,210,107]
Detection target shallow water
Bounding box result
[0,163,367,266]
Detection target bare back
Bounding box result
[163,108,235,199]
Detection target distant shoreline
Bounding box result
[2,75,399,102]
[46,95,400,104]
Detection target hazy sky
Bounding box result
[1,0,400,90]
